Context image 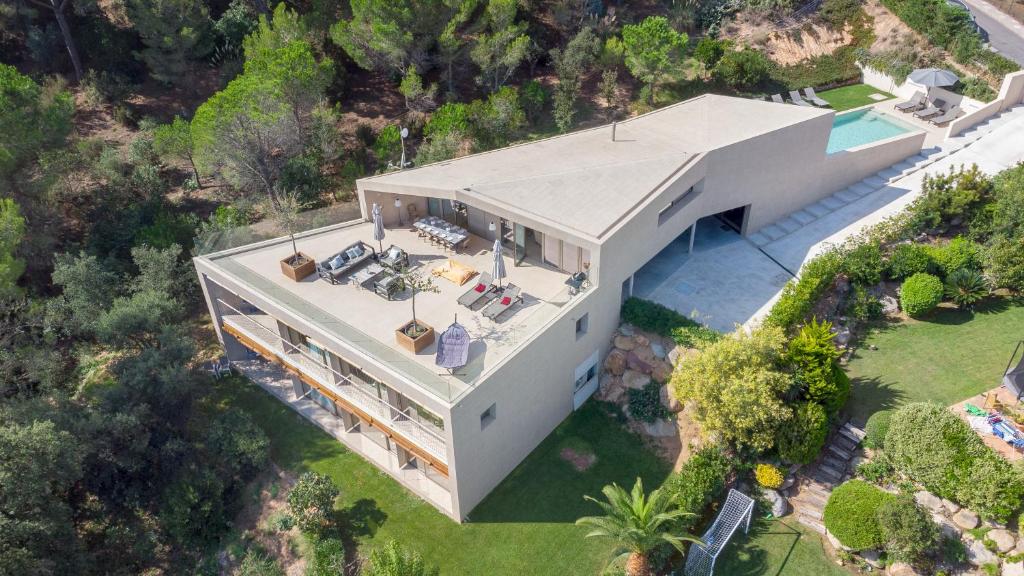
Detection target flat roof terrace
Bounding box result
[206,221,582,404]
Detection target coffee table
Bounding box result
[350,263,384,289]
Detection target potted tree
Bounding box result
[394,267,439,353]
[270,188,315,281]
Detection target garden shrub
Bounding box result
[627,381,670,423]
[755,463,784,488]
[992,164,1024,240]
[237,550,284,576]
[664,446,732,528]
[712,48,772,90]
[620,297,718,347]
[845,285,883,321]
[863,410,892,449]
[372,125,401,165]
[788,318,847,414]
[287,471,339,534]
[909,165,994,234]
[930,237,984,277]
[764,250,843,330]
[670,324,722,349]
[857,456,894,484]
[944,268,988,308]
[886,243,934,280]
[306,536,346,576]
[823,480,894,550]
[778,401,828,465]
[876,494,939,563]
[959,76,996,103]
[985,235,1024,293]
[842,241,884,286]
[885,403,1024,522]
[899,273,943,316]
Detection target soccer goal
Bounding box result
[682,489,755,576]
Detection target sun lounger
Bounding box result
[803,87,830,107]
[482,284,522,320]
[771,94,785,104]
[895,91,926,112]
[913,99,947,119]
[788,91,813,106]
[457,272,494,308]
[928,105,961,126]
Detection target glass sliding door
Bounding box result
[514,223,527,266]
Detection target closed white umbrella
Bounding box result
[372,203,385,253]
[492,237,507,289]
[908,68,959,87]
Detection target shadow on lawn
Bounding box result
[844,375,907,426]
[716,518,802,576]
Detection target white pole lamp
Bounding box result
[395,197,403,227]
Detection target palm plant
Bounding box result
[362,540,438,576]
[944,268,989,309]
[576,477,701,576]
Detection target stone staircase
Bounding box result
[747,104,1024,249]
[790,421,866,534]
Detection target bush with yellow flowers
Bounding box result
[755,463,784,489]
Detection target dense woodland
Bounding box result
[0,0,1019,573]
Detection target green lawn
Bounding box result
[211,379,671,575]
[844,298,1024,425]
[716,519,851,575]
[817,84,895,111]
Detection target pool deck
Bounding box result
[868,100,949,148]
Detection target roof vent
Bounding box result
[611,122,617,142]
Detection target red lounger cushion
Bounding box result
[500,296,512,305]
[474,283,486,292]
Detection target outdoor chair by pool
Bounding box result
[788,90,813,106]
[929,105,961,126]
[771,94,785,104]
[482,284,522,320]
[457,272,494,308]
[316,241,376,284]
[379,244,409,271]
[913,98,947,119]
[895,91,926,112]
[803,87,830,107]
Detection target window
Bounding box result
[657,181,702,226]
[480,404,496,430]
[575,313,589,339]
[574,365,597,392]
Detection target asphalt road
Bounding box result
[961,0,1024,65]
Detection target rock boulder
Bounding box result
[626,351,653,375]
[967,539,998,566]
[643,418,677,437]
[886,562,922,576]
[761,488,788,518]
[613,335,636,351]
[650,341,667,359]
[659,385,681,413]
[604,349,627,376]
[622,370,651,390]
[651,360,673,384]
[953,509,980,530]
[1005,560,1024,576]
[914,491,943,514]
[988,528,1017,554]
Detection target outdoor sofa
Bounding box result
[316,241,376,284]
[379,244,410,271]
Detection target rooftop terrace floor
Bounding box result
[211,222,580,403]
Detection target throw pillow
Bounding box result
[329,255,344,270]
[474,283,486,293]
[500,296,512,305]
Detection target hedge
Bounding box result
[863,410,892,449]
[763,250,843,331]
[886,243,934,280]
[620,297,720,348]
[899,272,943,316]
[823,480,895,550]
[663,446,733,528]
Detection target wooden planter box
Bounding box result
[395,320,435,354]
[280,252,316,281]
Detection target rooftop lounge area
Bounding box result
[208,220,590,403]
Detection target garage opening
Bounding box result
[718,205,749,234]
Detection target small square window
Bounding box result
[575,313,589,338]
[480,403,496,430]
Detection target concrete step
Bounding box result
[748,231,770,246]
[818,462,844,480]
[759,224,787,241]
[827,444,852,460]
[822,455,847,471]
[776,217,802,233]
[842,422,867,440]
[838,428,862,445]
[876,167,903,181]
[814,471,839,486]
[791,209,816,225]
[820,196,845,210]
[803,482,832,499]
[834,434,859,452]
[835,188,860,203]
[798,515,827,534]
[849,182,875,197]
[793,490,828,508]
[864,175,888,188]
[805,201,831,218]
[800,505,824,520]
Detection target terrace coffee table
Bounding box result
[350,263,384,289]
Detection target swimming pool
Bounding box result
[826,109,915,154]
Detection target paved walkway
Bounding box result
[961,0,1024,65]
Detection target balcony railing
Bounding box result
[216,299,448,465]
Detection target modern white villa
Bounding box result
[193,82,1023,521]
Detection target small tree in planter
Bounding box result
[394,266,440,353]
[269,187,314,281]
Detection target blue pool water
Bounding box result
[826,109,915,154]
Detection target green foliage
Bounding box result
[876,494,939,563]
[822,480,894,550]
[885,402,1024,522]
[152,116,200,184]
[467,86,526,150]
[899,272,943,317]
[842,241,884,286]
[470,0,531,92]
[910,165,994,233]
[242,38,334,127]
[713,47,772,90]
[205,411,269,479]
[819,0,863,27]
[887,243,935,280]
[287,471,339,534]
[126,0,214,86]
[846,285,883,321]
[672,326,793,451]
[374,125,403,166]
[0,63,74,179]
[160,467,228,548]
[0,198,26,298]
[331,0,451,77]
[959,76,996,102]
[856,457,894,483]
[693,37,727,73]
[214,0,258,49]
[863,410,892,449]
[991,164,1024,240]
[424,103,470,140]
[551,27,600,132]
[771,46,861,90]
[985,235,1024,293]
[237,550,284,576]
[307,536,346,576]
[764,249,843,330]
[788,318,847,415]
[399,68,437,112]
[621,16,688,103]
[670,323,722,349]
[778,401,829,465]
[663,447,732,527]
[520,79,547,124]
[627,381,670,424]
[944,268,988,308]
[363,540,439,576]
[51,252,119,335]
[931,237,984,277]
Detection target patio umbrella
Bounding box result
[372,203,385,253]
[492,237,506,289]
[435,318,470,374]
[908,68,959,87]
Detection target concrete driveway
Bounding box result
[961,0,1024,65]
